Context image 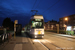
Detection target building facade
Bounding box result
[44,20,59,30]
[59,14,75,30]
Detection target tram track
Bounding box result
[45,34,75,42]
[32,39,64,50]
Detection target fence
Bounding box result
[45,30,75,35]
[0,32,14,45]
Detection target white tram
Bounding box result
[25,15,44,38]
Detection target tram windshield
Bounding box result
[32,21,44,28]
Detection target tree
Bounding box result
[2,17,14,30]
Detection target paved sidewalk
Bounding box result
[45,32,75,39]
[0,33,36,50]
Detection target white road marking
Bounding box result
[36,39,50,50]
[14,44,22,50]
[44,39,51,43]
[67,38,72,41]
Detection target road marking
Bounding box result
[44,39,51,43]
[67,38,72,41]
[14,44,22,50]
[44,39,63,50]
[36,39,50,50]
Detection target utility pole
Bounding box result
[14,20,18,39]
[56,24,59,34]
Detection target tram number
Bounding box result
[38,31,41,34]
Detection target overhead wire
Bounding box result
[36,0,60,21]
[32,0,37,9]
[42,0,60,13]
[47,0,72,15]
[35,0,42,9]
[29,0,37,16]
[44,0,72,22]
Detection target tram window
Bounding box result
[32,21,43,28]
[32,21,36,27]
[35,19,41,21]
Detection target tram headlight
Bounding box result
[35,33,38,35]
[42,33,44,34]
[35,36,37,38]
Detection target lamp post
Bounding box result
[65,17,68,34]
[56,24,59,34]
[65,17,68,25]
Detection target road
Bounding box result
[43,32,75,50]
[0,32,75,50]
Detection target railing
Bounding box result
[45,30,75,35]
[0,32,14,45]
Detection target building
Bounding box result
[59,14,75,30]
[0,26,4,30]
[44,20,59,30]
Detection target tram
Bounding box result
[25,15,44,38]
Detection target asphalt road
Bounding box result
[43,32,75,50]
[0,32,75,50]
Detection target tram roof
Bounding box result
[31,15,43,19]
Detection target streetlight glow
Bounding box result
[65,18,68,21]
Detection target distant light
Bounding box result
[63,24,66,27]
[65,18,68,21]
[14,20,18,24]
[66,26,71,31]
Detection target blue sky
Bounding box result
[0,0,75,27]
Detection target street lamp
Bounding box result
[65,17,68,25]
[65,17,68,21]
[64,17,68,34]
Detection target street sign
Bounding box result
[14,20,18,39]
[14,20,18,24]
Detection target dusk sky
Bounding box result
[0,0,75,27]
